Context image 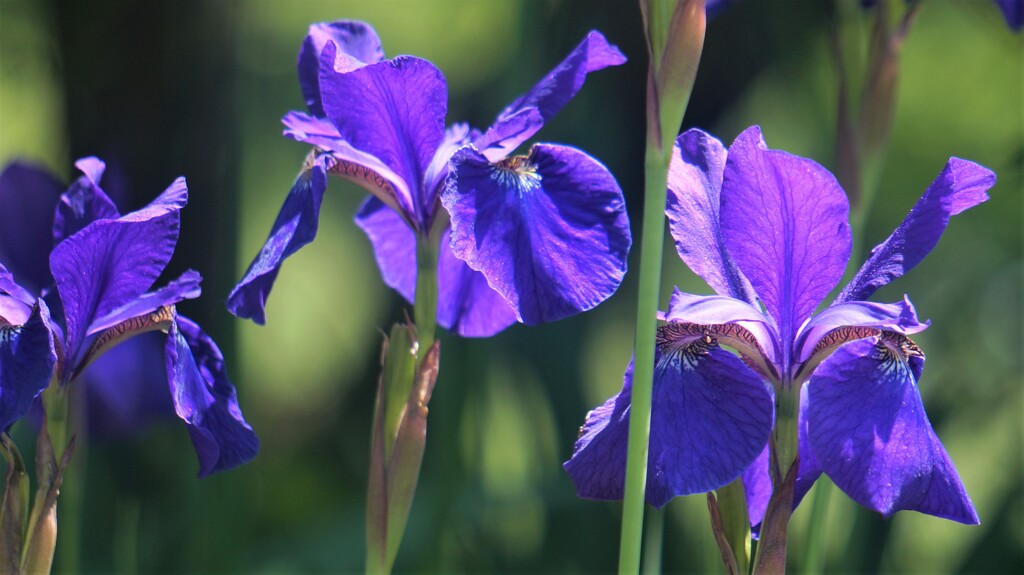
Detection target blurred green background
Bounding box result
[0,0,1020,572]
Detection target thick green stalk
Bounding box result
[414,235,439,363]
[618,144,673,575]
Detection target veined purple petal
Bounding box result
[354,197,518,337]
[436,229,518,337]
[837,158,994,304]
[564,347,773,508]
[666,129,757,303]
[443,144,630,325]
[806,338,978,523]
[0,161,63,291]
[53,157,120,246]
[796,296,929,366]
[721,126,851,364]
[354,197,416,303]
[0,301,56,431]
[228,157,328,324]
[283,113,417,219]
[52,177,186,364]
[166,316,258,477]
[994,0,1023,30]
[299,20,384,116]
[90,270,201,335]
[496,31,626,127]
[663,289,770,327]
[473,108,544,163]
[319,46,447,227]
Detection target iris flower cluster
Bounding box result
[566,126,993,525]
[0,158,258,477]
[228,21,632,336]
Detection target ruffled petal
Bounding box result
[165,316,259,477]
[436,230,518,337]
[53,157,120,246]
[495,31,626,140]
[0,263,36,309]
[298,20,384,116]
[806,338,978,523]
[89,270,201,335]
[666,129,756,303]
[319,46,447,225]
[51,177,186,363]
[443,144,630,325]
[0,301,56,431]
[565,347,774,508]
[0,161,63,292]
[721,127,851,359]
[283,113,416,219]
[228,157,328,324]
[796,296,929,368]
[354,197,518,337]
[837,158,994,303]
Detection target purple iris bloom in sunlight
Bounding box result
[228,20,631,336]
[565,126,993,525]
[0,158,258,476]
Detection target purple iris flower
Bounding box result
[994,0,1023,29]
[228,21,632,336]
[0,158,258,476]
[565,126,993,525]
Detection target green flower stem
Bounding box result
[641,507,664,575]
[40,378,69,468]
[619,144,673,575]
[414,233,439,363]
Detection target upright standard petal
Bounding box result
[496,31,626,132]
[165,317,259,477]
[443,144,630,325]
[53,157,120,246]
[0,301,56,431]
[319,46,447,226]
[298,20,384,116]
[228,157,328,324]
[805,338,978,523]
[51,178,186,363]
[0,161,63,291]
[565,342,773,508]
[666,129,756,303]
[721,126,851,359]
[354,198,518,337]
[837,158,994,303]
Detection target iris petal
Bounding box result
[165,317,259,477]
[564,347,774,508]
[354,198,517,337]
[51,177,186,363]
[721,126,851,360]
[53,157,120,246]
[442,144,630,325]
[319,46,447,226]
[0,301,56,431]
[837,158,994,303]
[0,161,63,292]
[666,129,756,303]
[228,157,328,324]
[806,338,978,523]
[299,20,384,116]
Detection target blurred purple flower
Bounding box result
[229,21,631,336]
[565,126,992,525]
[0,158,258,477]
[994,0,1023,29]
